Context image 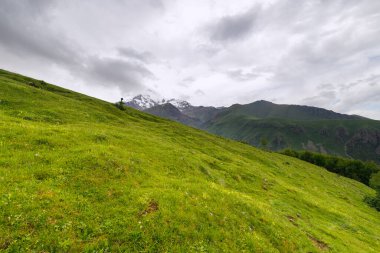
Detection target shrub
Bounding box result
[280,150,379,186]
[370,171,380,191]
[281,149,299,158]
[364,195,380,211]
[364,172,380,211]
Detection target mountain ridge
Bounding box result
[144,103,201,127]
[125,95,368,121]
[126,94,380,162]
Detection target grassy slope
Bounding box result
[0,69,380,252]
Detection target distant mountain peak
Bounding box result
[124,94,158,110]
[254,100,273,104]
[164,98,191,111]
[124,94,192,111]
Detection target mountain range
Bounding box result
[126,95,380,163]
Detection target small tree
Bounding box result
[260,137,268,150]
[116,97,126,110]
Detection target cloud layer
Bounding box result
[0,0,379,119]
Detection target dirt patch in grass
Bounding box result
[0,239,11,250]
[139,200,159,216]
[308,234,329,251]
[286,215,298,227]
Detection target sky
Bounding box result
[0,0,380,119]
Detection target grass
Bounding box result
[0,69,380,252]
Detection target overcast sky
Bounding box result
[1,0,380,119]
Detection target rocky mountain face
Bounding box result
[346,129,380,160]
[125,95,380,163]
[144,103,201,127]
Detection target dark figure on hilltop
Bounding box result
[116,98,126,110]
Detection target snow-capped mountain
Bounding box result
[163,99,191,111]
[124,95,158,110]
[124,95,191,111]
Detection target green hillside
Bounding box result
[0,69,380,252]
[213,100,365,121]
[143,100,380,163]
[204,114,380,163]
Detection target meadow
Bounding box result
[0,69,379,252]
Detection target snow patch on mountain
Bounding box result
[164,99,191,111]
[128,95,158,110]
[125,95,192,111]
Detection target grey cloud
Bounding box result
[118,47,155,63]
[302,90,338,108]
[183,77,195,83]
[0,0,158,94]
[0,0,80,66]
[179,77,195,87]
[0,0,379,119]
[195,43,222,58]
[265,1,380,113]
[226,68,261,82]
[207,7,259,42]
[81,57,155,92]
[336,88,380,116]
[369,55,380,62]
[364,74,380,87]
[301,73,380,117]
[339,74,380,91]
[317,83,334,90]
[147,0,164,10]
[195,89,205,96]
[179,94,191,101]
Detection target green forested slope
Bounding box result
[204,114,380,163]
[0,69,379,252]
